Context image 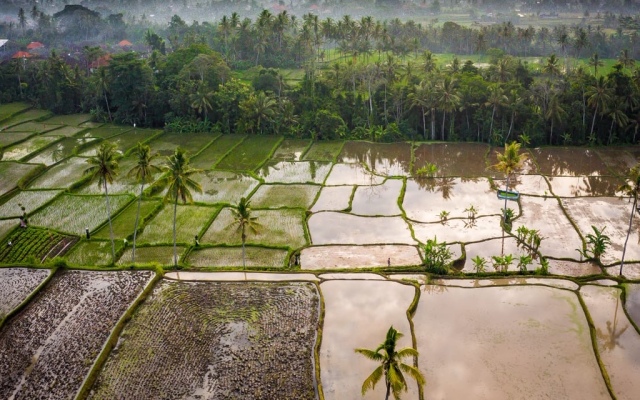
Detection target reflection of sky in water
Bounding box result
[309,212,414,245]
[351,179,402,216]
[320,280,418,400]
[581,285,640,399]
[417,285,609,400]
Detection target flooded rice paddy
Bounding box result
[2,109,640,398]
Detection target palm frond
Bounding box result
[354,348,384,362]
[399,363,426,385]
[360,365,384,395]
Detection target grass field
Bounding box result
[0,109,52,130]
[117,245,185,265]
[187,246,289,267]
[43,114,92,126]
[28,157,90,189]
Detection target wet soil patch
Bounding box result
[0,270,152,400]
[89,281,319,400]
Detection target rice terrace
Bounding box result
[2,102,640,399]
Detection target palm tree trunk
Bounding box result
[608,119,615,145]
[242,230,246,270]
[590,104,598,140]
[620,195,637,276]
[173,195,178,266]
[441,111,446,141]
[103,91,112,122]
[421,106,426,140]
[430,108,436,141]
[104,181,116,263]
[385,380,391,400]
[550,119,554,145]
[503,174,509,223]
[490,105,496,140]
[131,183,144,263]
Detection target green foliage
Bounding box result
[0,227,73,264]
[515,225,543,256]
[471,255,487,273]
[416,162,438,178]
[464,204,478,220]
[492,254,514,273]
[423,236,452,274]
[438,210,450,223]
[577,225,611,261]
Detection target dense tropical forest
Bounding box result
[1,0,640,146]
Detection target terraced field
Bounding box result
[1,104,640,399]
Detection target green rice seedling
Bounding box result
[187,246,288,267]
[0,102,31,122]
[65,240,122,266]
[94,200,160,240]
[29,194,132,235]
[0,109,51,129]
[137,204,216,245]
[189,135,244,170]
[0,190,62,218]
[249,184,320,209]
[146,132,215,158]
[42,113,92,126]
[272,139,312,161]
[216,136,281,170]
[303,141,343,161]
[28,158,89,189]
[0,162,43,194]
[201,208,306,249]
[1,136,61,161]
[117,246,185,266]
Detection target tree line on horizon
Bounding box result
[2,9,640,146]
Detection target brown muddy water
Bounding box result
[414,142,492,177]
[350,179,403,216]
[339,141,412,177]
[516,195,583,260]
[308,212,414,245]
[415,285,609,400]
[580,285,640,399]
[529,147,612,177]
[320,280,418,400]
[301,245,422,269]
[403,178,498,222]
[563,197,640,265]
[324,163,385,186]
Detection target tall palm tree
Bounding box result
[586,77,614,141]
[618,163,640,276]
[230,197,261,269]
[494,141,528,222]
[355,326,425,400]
[84,142,120,263]
[546,93,567,145]
[160,148,202,266]
[128,143,160,263]
[437,76,461,141]
[589,53,604,78]
[485,84,507,142]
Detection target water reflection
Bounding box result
[529,147,611,177]
[547,176,624,197]
[414,143,491,177]
[339,142,412,177]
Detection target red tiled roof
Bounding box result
[12,51,33,59]
[118,40,132,47]
[26,41,44,49]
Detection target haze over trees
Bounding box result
[1,1,640,146]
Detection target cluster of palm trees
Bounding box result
[83,142,259,267]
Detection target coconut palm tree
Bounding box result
[355,325,425,400]
[618,163,640,276]
[586,77,614,142]
[494,141,528,222]
[127,143,160,263]
[160,148,202,266]
[84,142,120,263]
[230,197,261,269]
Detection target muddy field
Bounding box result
[0,270,152,400]
[0,268,50,319]
[89,281,319,400]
